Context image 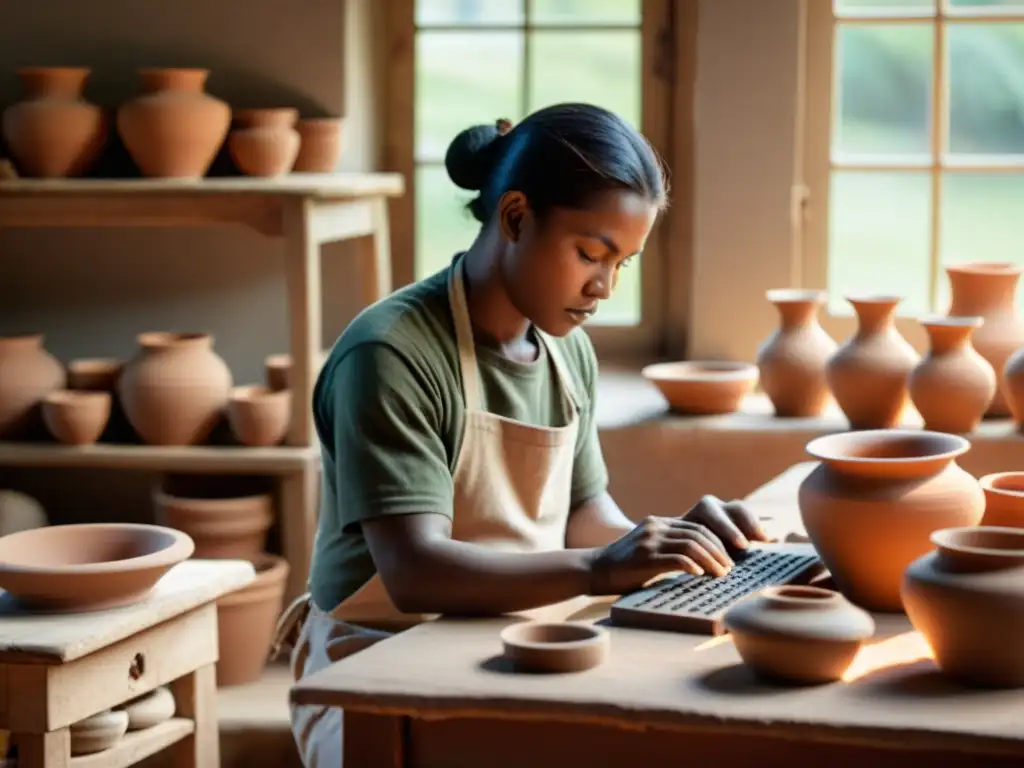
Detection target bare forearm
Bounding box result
[566,492,636,548]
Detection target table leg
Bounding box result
[169,664,218,768]
[279,464,319,603]
[358,197,393,306]
[13,729,70,768]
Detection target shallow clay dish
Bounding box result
[500,621,609,673]
[642,361,759,415]
[0,523,194,612]
[70,708,130,755]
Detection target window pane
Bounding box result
[416,32,523,162]
[827,171,932,314]
[415,165,480,281]
[938,174,1024,308]
[947,24,1024,156]
[528,0,641,25]
[527,31,641,128]
[836,0,934,13]
[833,24,933,158]
[416,0,523,26]
[947,0,1024,9]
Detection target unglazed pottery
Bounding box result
[1,67,108,178]
[117,68,230,178]
[118,686,176,731]
[756,289,838,418]
[118,332,232,446]
[42,390,111,445]
[946,262,1024,417]
[642,361,758,415]
[228,108,300,177]
[826,296,920,429]
[67,357,131,442]
[908,316,996,434]
[903,526,1024,687]
[1001,346,1024,428]
[226,385,291,447]
[293,117,343,172]
[798,430,984,612]
[263,351,329,391]
[0,334,66,439]
[0,523,193,612]
[500,621,609,674]
[722,585,875,684]
[70,708,129,755]
[979,472,1024,528]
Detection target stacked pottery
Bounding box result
[908,316,996,433]
[227,108,301,177]
[0,334,65,439]
[293,117,343,172]
[67,358,133,442]
[755,289,838,417]
[1,66,108,178]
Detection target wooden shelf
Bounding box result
[72,718,193,768]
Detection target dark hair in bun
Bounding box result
[444,103,667,225]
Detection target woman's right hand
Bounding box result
[586,515,735,596]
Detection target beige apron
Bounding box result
[273,257,582,767]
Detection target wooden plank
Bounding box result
[70,718,193,768]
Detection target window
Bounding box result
[802,0,1024,318]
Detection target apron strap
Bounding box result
[535,329,582,415]
[447,257,484,412]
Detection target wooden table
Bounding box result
[291,463,1024,767]
[0,559,254,768]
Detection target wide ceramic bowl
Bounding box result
[642,361,758,415]
[500,621,609,673]
[0,522,194,612]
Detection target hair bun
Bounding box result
[444,119,511,191]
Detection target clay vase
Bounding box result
[798,429,985,612]
[903,526,1024,687]
[826,296,920,429]
[908,316,996,434]
[118,332,232,446]
[722,585,875,684]
[293,118,343,172]
[756,289,838,417]
[0,334,66,440]
[117,68,230,179]
[979,472,1024,528]
[228,108,300,177]
[946,262,1024,418]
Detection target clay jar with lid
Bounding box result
[228,108,300,177]
[756,289,838,417]
[908,315,996,434]
[826,296,920,429]
[117,68,230,178]
[0,334,66,439]
[903,526,1024,687]
[722,585,875,684]
[1,66,108,178]
[798,429,984,612]
[118,332,232,446]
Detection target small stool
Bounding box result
[0,559,254,768]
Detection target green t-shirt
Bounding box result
[307,259,609,610]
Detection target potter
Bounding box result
[273,103,771,766]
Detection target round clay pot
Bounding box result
[0,334,66,440]
[798,429,985,612]
[756,289,838,417]
[0,523,194,612]
[293,117,343,172]
[67,357,123,391]
[903,526,1024,687]
[263,351,328,391]
[118,686,176,731]
[946,262,1024,418]
[117,68,230,179]
[908,315,996,434]
[979,472,1024,528]
[826,296,920,429]
[1001,346,1024,429]
[641,361,758,415]
[228,108,300,177]
[118,332,232,446]
[500,621,609,674]
[722,585,875,684]
[1,66,108,178]
[0,490,48,536]
[70,708,129,755]
[216,554,290,686]
[41,390,111,445]
[226,385,291,447]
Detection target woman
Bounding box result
[276,102,770,766]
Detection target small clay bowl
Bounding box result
[67,357,124,391]
[642,361,759,415]
[42,390,111,445]
[979,472,1024,528]
[500,621,609,674]
[70,708,129,755]
[226,385,291,447]
[119,686,176,730]
[0,523,194,612]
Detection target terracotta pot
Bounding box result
[293,118,343,172]
[722,585,875,684]
[903,526,1024,687]
[42,390,111,446]
[227,385,291,447]
[756,289,838,417]
[500,622,609,674]
[641,361,758,415]
[228,108,300,177]
[216,554,290,686]
[1,67,108,179]
[263,351,329,391]
[119,332,232,446]
[979,472,1024,528]
[826,296,919,429]
[70,709,129,755]
[946,262,1024,417]
[908,316,996,434]
[1001,347,1024,428]
[67,357,133,443]
[117,68,230,179]
[798,429,984,612]
[0,334,66,440]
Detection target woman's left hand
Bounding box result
[682,494,772,552]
